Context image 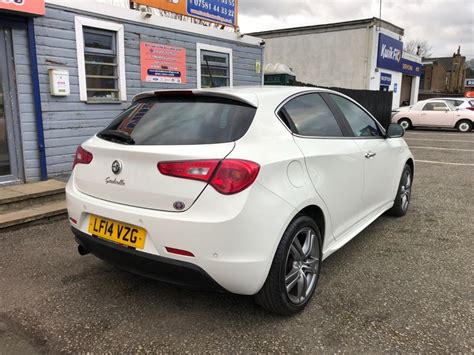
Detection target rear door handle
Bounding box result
[365,152,377,159]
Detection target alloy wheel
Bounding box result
[400,120,410,130]
[458,122,470,132]
[400,172,412,211]
[285,227,320,305]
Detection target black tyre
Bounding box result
[456,120,472,133]
[398,118,412,130]
[387,164,413,217]
[255,215,322,315]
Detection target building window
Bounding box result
[75,17,127,102]
[197,43,233,89]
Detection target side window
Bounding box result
[423,102,448,111]
[280,93,344,137]
[329,95,382,138]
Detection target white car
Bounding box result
[67,87,414,315]
[392,99,474,132]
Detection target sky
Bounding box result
[94,0,473,60]
[238,0,474,60]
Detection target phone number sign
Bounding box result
[187,0,237,27]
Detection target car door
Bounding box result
[327,94,402,219]
[418,102,455,127]
[279,92,364,239]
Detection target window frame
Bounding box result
[196,43,233,89]
[422,101,449,112]
[325,93,386,140]
[275,91,353,139]
[75,16,127,103]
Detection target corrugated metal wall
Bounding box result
[16,4,262,181]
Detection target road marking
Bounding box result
[410,146,474,152]
[415,160,474,167]
[406,138,474,143]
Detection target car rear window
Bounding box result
[99,95,257,145]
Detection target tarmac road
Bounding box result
[1,129,473,353]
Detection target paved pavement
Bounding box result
[1,129,473,353]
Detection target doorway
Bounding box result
[0,26,23,183]
[400,74,413,107]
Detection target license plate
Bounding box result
[88,215,146,250]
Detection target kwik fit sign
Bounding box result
[377,33,403,72]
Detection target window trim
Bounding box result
[277,92,349,138]
[75,16,127,102]
[275,90,386,140]
[325,93,385,139]
[196,43,233,89]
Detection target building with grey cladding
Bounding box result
[0,0,263,184]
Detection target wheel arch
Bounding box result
[455,118,473,127]
[297,205,326,247]
[398,117,412,124]
[406,158,415,178]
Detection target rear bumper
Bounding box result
[66,174,296,295]
[72,227,226,292]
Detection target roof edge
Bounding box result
[247,17,404,38]
[45,0,263,46]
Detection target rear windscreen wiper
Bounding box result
[97,130,135,145]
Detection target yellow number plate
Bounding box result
[88,215,146,250]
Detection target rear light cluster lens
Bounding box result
[73,146,93,169]
[158,159,260,195]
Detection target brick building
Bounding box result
[420,47,467,95]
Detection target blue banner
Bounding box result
[401,59,422,77]
[380,72,392,86]
[187,0,237,26]
[377,33,403,72]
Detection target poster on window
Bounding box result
[140,42,187,84]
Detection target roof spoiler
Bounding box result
[132,89,259,108]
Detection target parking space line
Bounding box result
[415,160,474,167]
[406,138,474,144]
[410,146,474,152]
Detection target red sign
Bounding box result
[0,0,45,16]
[140,42,187,84]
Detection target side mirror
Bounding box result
[386,123,405,138]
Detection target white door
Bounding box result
[417,102,455,127]
[279,93,364,239]
[328,94,401,218]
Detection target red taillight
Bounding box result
[467,107,474,111]
[210,160,260,195]
[73,146,93,169]
[158,159,260,195]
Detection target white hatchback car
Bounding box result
[67,87,414,315]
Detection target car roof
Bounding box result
[132,86,336,108]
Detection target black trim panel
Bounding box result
[72,227,226,292]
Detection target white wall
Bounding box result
[263,27,371,89]
[367,26,403,110]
